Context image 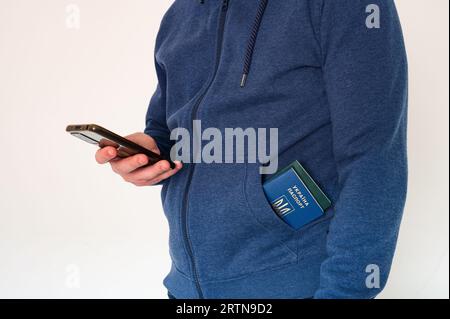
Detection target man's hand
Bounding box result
[95,133,182,186]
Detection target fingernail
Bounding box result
[139,157,147,165]
[108,149,115,156]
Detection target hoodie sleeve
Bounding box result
[314,0,408,299]
[144,55,172,157]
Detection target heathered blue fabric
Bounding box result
[145,0,408,299]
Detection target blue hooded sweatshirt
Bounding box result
[145,0,408,299]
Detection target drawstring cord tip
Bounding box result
[240,73,248,88]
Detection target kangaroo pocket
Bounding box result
[244,162,334,261]
[185,163,298,282]
[245,163,334,232]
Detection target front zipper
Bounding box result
[181,0,230,299]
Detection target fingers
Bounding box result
[110,154,149,175]
[94,132,181,187]
[145,161,183,185]
[96,133,159,166]
[124,160,183,187]
[95,146,117,164]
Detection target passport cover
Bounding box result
[262,161,331,230]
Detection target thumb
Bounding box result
[125,133,160,155]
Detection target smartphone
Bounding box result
[66,124,175,169]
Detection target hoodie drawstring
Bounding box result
[199,0,269,88]
[241,0,269,88]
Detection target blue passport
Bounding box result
[263,161,331,230]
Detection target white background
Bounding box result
[0,0,448,299]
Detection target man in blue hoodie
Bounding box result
[95,0,408,299]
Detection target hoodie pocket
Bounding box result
[179,163,299,282]
[244,163,297,234]
[244,163,299,253]
[244,163,334,253]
